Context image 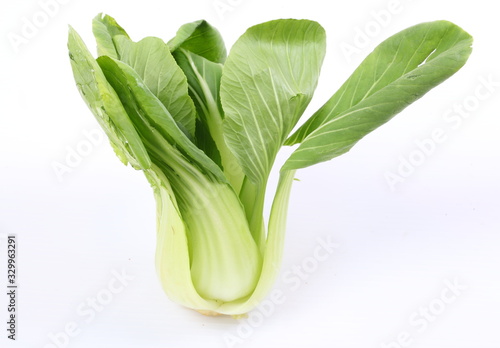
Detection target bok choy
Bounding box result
[67,14,472,316]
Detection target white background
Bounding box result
[1,0,499,347]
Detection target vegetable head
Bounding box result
[68,14,472,315]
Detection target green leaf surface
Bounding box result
[67,26,151,169]
[168,20,227,63]
[173,49,246,191]
[172,49,224,152]
[283,20,473,170]
[96,56,226,182]
[114,36,197,138]
[194,119,223,170]
[220,19,326,185]
[92,13,130,59]
[172,49,224,125]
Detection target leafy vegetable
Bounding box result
[283,21,473,170]
[68,14,472,316]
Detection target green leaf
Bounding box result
[92,13,130,59]
[172,49,224,154]
[67,26,151,169]
[283,20,473,170]
[173,49,246,192]
[172,49,224,126]
[168,20,227,63]
[194,119,223,169]
[113,36,197,138]
[96,56,226,182]
[220,19,326,185]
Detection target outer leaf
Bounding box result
[114,36,197,138]
[220,19,326,185]
[215,169,296,314]
[67,27,150,169]
[168,20,227,63]
[283,20,473,170]
[92,13,130,59]
[96,56,226,182]
[147,167,218,312]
